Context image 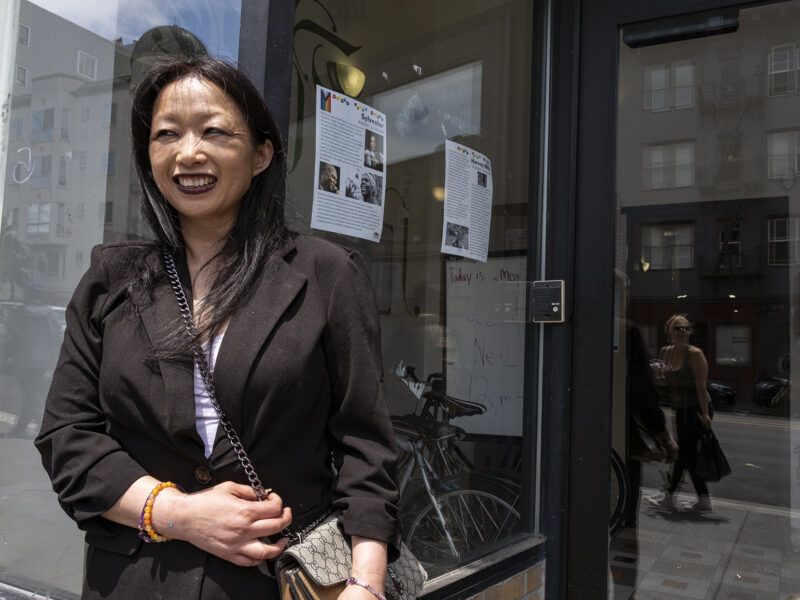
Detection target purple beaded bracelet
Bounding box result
[346,577,386,600]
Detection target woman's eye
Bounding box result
[153,129,176,139]
[205,127,227,136]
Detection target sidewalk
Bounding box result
[611,489,800,599]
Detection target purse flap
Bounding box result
[280,516,352,586]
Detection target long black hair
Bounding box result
[130,56,288,354]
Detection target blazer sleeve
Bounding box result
[323,250,401,554]
[35,245,148,533]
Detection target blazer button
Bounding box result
[194,465,213,484]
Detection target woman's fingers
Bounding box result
[250,506,293,538]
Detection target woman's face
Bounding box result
[670,318,692,342]
[360,174,372,197]
[148,76,273,232]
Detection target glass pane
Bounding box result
[288,0,534,578]
[0,0,242,596]
[613,3,800,599]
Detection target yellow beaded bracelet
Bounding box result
[138,481,183,543]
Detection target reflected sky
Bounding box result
[31,0,242,61]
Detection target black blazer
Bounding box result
[35,234,400,599]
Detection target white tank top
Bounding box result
[194,333,224,458]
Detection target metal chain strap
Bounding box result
[160,247,269,501]
[159,247,329,542]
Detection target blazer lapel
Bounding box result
[209,240,307,465]
[137,278,203,457]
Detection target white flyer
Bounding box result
[311,85,387,242]
[441,140,493,262]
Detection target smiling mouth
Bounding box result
[174,175,217,194]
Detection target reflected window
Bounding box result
[717,220,741,269]
[9,118,23,141]
[716,325,751,366]
[18,23,30,46]
[641,222,693,270]
[644,61,694,111]
[767,217,800,265]
[61,109,69,140]
[76,50,97,80]
[58,156,67,187]
[31,108,55,142]
[767,130,800,178]
[643,141,694,189]
[27,202,51,234]
[29,155,52,189]
[768,44,796,95]
[15,64,27,87]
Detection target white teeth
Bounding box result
[178,176,215,187]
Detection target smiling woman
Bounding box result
[34,56,401,600]
[147,77,273,247]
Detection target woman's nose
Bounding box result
[176,133,205,165]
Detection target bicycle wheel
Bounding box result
[404,488,521,568]
[609,448,627,534]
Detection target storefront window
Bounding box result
[0,1,242,596]
[287,0,535,579]
[612,3,800,597]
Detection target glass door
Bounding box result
[611,3,800,598]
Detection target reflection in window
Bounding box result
[768,217,800,265]
[61,109,69,140]
[767,131,800,178]
[29,155,52,189]
[768,44,796,95]
[15,64,27,87]
[33,247,62,278]
[9,118,23,141]
[31,108,55,142]
[643,142,694,189]
[101,151,115,175]
[27,202,51,234]
[716,325,751,366]
[644,61,694,111]
[18,23,30,46]
[641,222,693,270]
[58,156,67,186]
[76,50,97,80]
[103,103,117,127]
[717,220,741,269]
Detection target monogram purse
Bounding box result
[162,249,427,600]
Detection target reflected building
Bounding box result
[617,3,800,413]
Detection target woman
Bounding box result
[648,314,713,512]
[360,172,380,205]
[35,56,399,599]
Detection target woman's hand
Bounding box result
[698,412,712,429]
[153,482,292,567]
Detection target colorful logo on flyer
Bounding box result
[320,90,332,112]
[456,145,469,155]
[353,102,385,123]
[330,92,351,107]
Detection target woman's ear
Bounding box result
[253,139,274,176]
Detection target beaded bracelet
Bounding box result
[346,577,386,600]
[138,481,184,543]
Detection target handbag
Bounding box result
[629,415,669,463]
[161,249,427,600]
[694,427,731,482]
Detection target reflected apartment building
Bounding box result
[3,1,178,306]
[617,3,800,414]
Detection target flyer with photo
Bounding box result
[441,140,493,262]
[311,85,387,242]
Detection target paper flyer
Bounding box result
[311,85,387,242]
[441,140,493,262]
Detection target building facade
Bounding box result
[0,1,798,599]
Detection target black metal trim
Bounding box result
[238,0,296,146]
